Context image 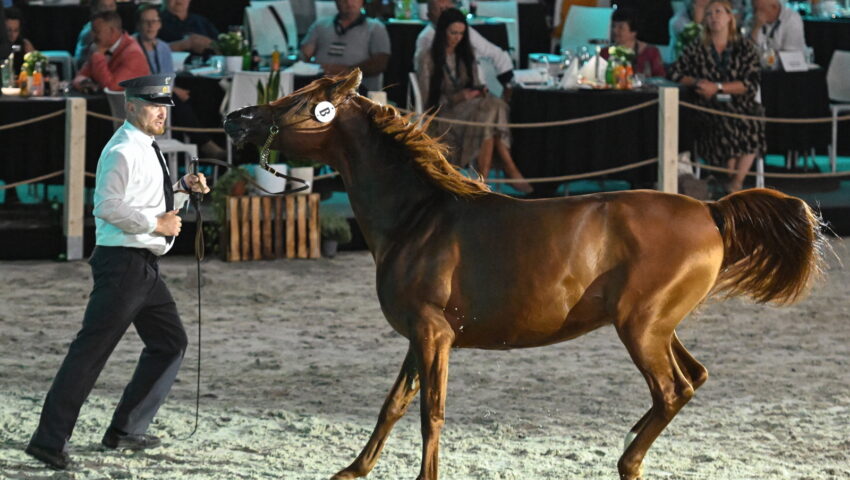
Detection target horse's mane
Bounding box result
[354,96,490,198]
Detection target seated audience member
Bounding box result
[417,8,532,193]
[603,8,665,77]
[416,0,513,88]
[300,0,390,93]
[73,11,150,93]
[748,0,806,53]
[4,7,34,74]
[669,0,765,193]
[134,3,225,160]
[74,0,117,70]
[158,0,218,55]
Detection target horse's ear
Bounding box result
[331,68,362,95]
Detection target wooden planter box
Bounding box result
[225,193,321,261]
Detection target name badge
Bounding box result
[314,101,336,123]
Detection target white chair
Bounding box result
[104,88,199,184]
[314,0,338,21]
[222,70,295,165]
[827,50,850,173]
[41,50,74,81]
[559,6,614,55]
[407,72,423,117]
[244,1,300,57]
[252,0,315,35]
[475,1,521,67]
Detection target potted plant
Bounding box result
[320,211,352,258]
[215,31,248,73]
[254,70,290,193]
[207,166,253,256]
[283,155,319,193]
[21,51,48,75]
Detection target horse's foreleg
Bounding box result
[413,322,454,480]
[331,349,420,480]
[616,323,696,480]
[622,332,708,451]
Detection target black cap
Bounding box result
[118,74,175,106]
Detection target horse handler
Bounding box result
[25,74,210,470]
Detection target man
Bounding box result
[73,0,116,70]
[158,0,219,55]
[414,0,513,87]
[73,11,150,93]
[300,0,390,92]
[749,0,807,53]
[25,73,210,470]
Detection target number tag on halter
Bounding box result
[314,101,336,123]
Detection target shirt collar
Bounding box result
[123,119,156,144]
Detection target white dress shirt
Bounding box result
[92,120,189,256]
[414,24,514,76]
[752,4,807,53]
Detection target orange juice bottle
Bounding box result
[18,70,28,95]
[33,62,44,96]
[271,45,281,71]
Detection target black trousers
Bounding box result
[30,246,187,451]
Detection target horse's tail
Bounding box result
[707,188,827,304]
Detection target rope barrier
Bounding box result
[0,110,65,131]
[680,101,850,124]
[397,100,660,128]
[686,160,850,179]
[0,171,64,190]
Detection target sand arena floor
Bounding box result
[0,238,848,479]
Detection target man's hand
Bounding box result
[180,173,210,194]
[188,34,213,54]
[155,210,182,237]
[73,77,98,93]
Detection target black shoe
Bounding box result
[101,427,162,450]
[25,443,70,470]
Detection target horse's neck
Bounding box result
[340,148,441,255]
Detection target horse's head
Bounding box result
[224,69,364,165]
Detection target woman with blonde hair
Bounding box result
[669,0,765,192]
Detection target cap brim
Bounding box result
[131,95,175,106]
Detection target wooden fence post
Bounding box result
[63,97,86,260]
[658,87,679,194]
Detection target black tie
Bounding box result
[151,140,175,243]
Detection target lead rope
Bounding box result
[180,158,204,440]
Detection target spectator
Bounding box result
[417,8,532,193]
[73,0,116,71]
[416,0,513,88]
[158,0,218,55]
[4,6,34,74]
[134,3,226,160]
[300,0,390,92]
[669,0,765,193]
[603,8,665,77]
[0,7,9,61]
[73,11,150,93]
[747,0,807,54]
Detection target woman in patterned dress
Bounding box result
[669,0,765,192]
[416,8,532,193]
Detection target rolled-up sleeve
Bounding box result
[93,150,158,234]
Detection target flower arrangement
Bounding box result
[21,51,48,75]
[216,31,248,56]
[675,22,704,58]
[607,45,635,64]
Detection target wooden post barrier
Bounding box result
[63,97,86,261]
[658,87,679,194]
[226,193,321,262]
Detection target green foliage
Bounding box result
[675,22,704,57]
[22,51,48,75]
[216,31,248,56]
[256,70,281,105]
[607,45,635,64]
[206,166,253,256]
[320,212,352,244]
[284,155,319,168]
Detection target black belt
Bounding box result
[95,245,159,264]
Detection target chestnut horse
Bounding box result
[224,70,825,480]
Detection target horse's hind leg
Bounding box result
[622,332,708,451]
[413,319,454,480]
[616,321,696,480]
[332,349,419,479]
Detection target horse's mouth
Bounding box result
[223,121,250,147]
